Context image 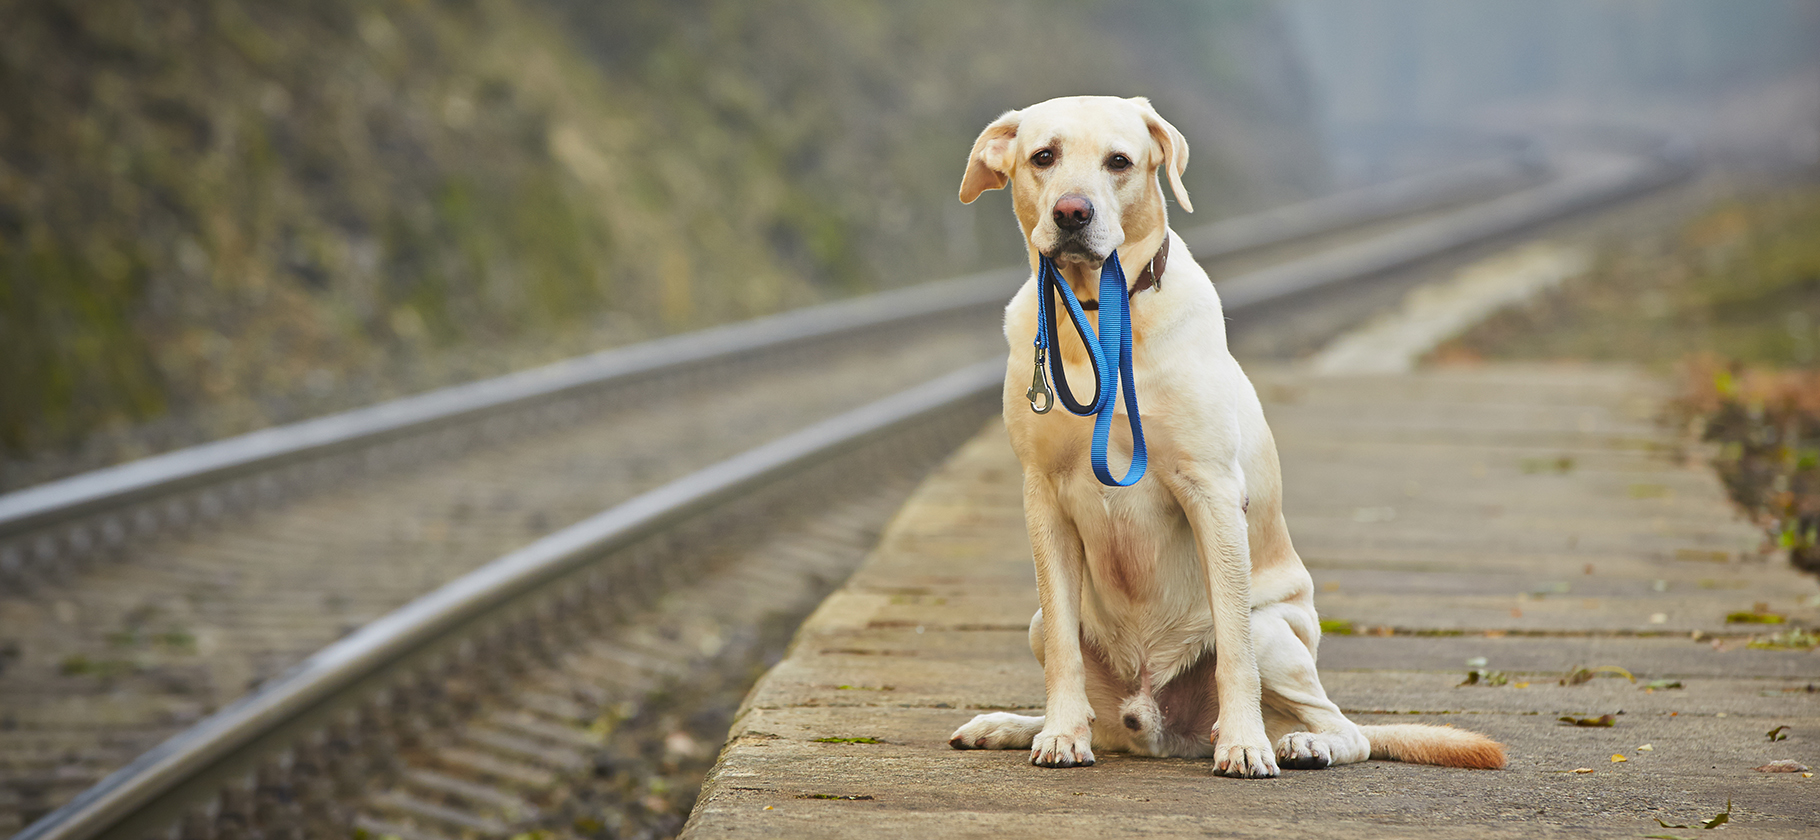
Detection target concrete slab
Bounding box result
[685,367,1820,839]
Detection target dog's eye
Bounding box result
[1106,154,1132,172]
[1030,149,1056,168]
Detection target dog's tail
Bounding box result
[1358,724,1507,769]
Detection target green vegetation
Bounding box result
[1435,186,1820,575]
[0,0,1321,488]
[1317,618,1354,635]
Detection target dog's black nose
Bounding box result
[1052,194,1094,232]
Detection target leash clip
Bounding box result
[1026,345,1053,414]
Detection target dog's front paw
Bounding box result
[949,713,1042,750]
[1274,731,1332,770]
[1212,723,1278,778]
[1030,724,1095,768]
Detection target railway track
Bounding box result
[3,149,1681,840]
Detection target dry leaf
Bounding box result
[1560,665,1636,685]
[1610,754,1628,763]
[1661,800,1734,830]
[1571,767,1594,774]
[1559,714,1617,727]
[1637,744,1654,751]
[1757,760,1810,772]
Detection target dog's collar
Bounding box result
[1079,234,1169,311]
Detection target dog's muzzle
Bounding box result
[1045,194,1103,261]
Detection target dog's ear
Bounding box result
[959,110,1020,204]
[1136,100,1193,214]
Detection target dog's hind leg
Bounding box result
[951,609,1053,750]
[1253,603,1370,769]
[949,713,1044,750]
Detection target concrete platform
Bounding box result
[683,365,1820,839]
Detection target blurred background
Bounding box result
[2,0,1817,490]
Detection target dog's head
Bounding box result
[959,96,1191,266]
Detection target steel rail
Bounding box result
[0,270,1020,542]
[14,149,1686,840]
[1177,153,1544,259]
[1219,152,1685,310]
[17,362,1005,840]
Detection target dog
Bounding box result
[946,96,1506,777]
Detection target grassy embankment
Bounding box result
[0,0,1322,490]
[1432,185,1820,577]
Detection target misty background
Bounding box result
[3,0,1817,490]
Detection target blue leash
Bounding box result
[1026,252,1148,487]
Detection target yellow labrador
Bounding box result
[947,96,1505,777]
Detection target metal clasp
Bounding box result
[1027,346,1053,414]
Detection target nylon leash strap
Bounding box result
[1027,252,1148,487]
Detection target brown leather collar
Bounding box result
[1079,234,1169,311]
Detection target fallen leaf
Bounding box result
[1610,754,1628,763]
[1637,744,1654,751]
[1457,661,1511,687]
[1571,767,1594,773]
[1560,665,1636,685]
[1756,760,1810,772]
[1658,801,1733,830]
[1767,725,1791,742]
[1644,679,1683,690]
[1559,714,1617,727]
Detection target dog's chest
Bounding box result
[1057,473,1202,608]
